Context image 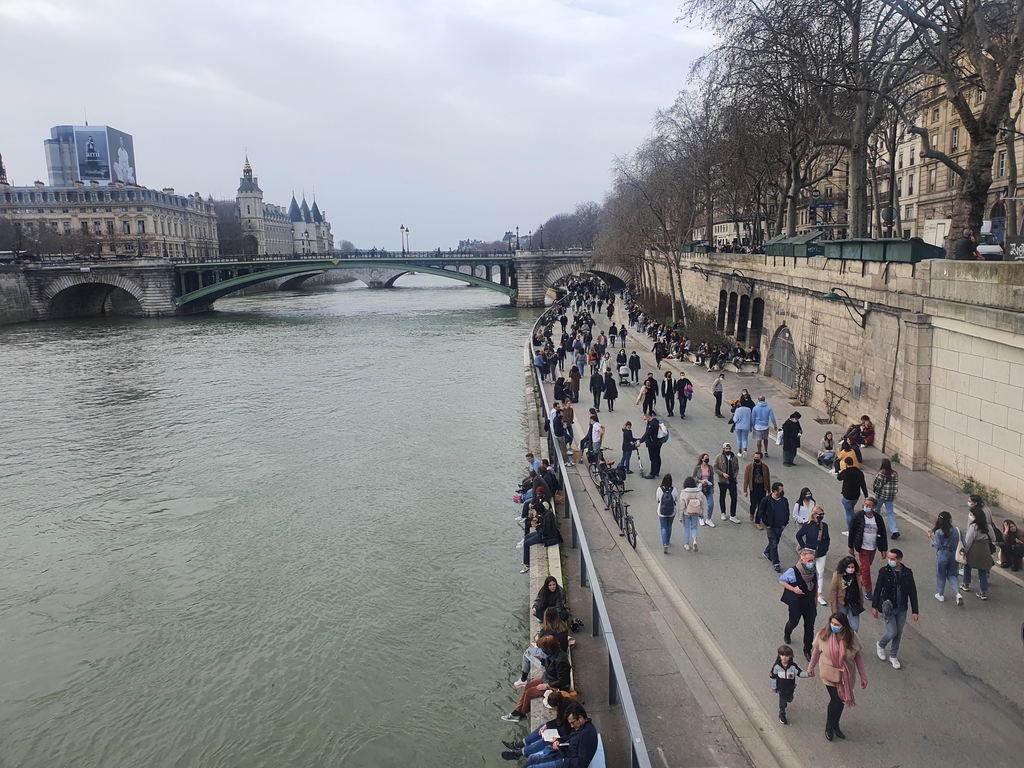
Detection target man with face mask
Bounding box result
[870,548,919,670]
[848,498,888,600]
[743,451,772,527]
[713,443,741,523]
[779,548,819,660]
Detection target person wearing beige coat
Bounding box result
[807,612,868,742]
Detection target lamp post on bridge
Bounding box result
[400,225,407,254]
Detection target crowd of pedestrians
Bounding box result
[523,283,1014,749]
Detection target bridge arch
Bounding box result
[543,261,631,291]
[42,274,146,319]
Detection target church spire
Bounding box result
[0,153,7,186]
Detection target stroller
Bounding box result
[618,365,631,386]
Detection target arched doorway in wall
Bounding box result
[717,290,727,331]
[769,325,797,389]
[737,295,751,342]
[749,298,765,349]
[726,292,738,335]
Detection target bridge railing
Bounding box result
[529,309,653,768]
[170,251,516,265]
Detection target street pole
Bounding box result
[887,121,897,239]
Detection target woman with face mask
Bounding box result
[807,612,868,741]
[927,511,963,605]
[691,453,716,527]
[828,555,864,631]
[797,506,830,606]
[961,495,995,600]
[779,549,821,660]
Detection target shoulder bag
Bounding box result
[954,528,968,565]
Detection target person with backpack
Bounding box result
[637,412,664,478]
[656,475,680,554]
[675,371,693,418]
[679,477,708,553]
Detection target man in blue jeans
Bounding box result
[757,482,790,573]
[871,548,919,670]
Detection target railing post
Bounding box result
[572,516,578,549]
[609,649,619,705]
[592,594,600,637]
[580,546,587,588]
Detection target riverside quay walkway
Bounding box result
[537,300,1024,768]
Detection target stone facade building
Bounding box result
[232,158,333,256]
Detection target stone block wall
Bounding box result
[0,267,34,324]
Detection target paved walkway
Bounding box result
[544,302,1024,768]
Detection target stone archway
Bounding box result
[767,325,798,390]
[41,274,147,320]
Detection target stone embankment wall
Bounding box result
[642,254,1024,515]
[0,267,34,324]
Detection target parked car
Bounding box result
[977,232,1004,260]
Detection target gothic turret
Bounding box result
[237,154,261,193]
[311,199,323,223]
[288,195,302,222]
[300,197,312,224]
[0,153,8,186]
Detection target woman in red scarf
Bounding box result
[807,612,868,741]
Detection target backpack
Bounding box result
[657,421,669,443]
[659,489,676,516]
[685,495,703,516]
[683,382,693,399]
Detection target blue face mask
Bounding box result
[804,562,815,571]
[830,625,841,633]
[889,559,898,568]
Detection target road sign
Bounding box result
[881,206,896,224]
[816,202,834,210]
[811,189,821,201]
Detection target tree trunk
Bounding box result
[705,194,714,248]
[870,161,883,238]
[1006,116,1019,239]
[949,133,998,256]
[848,97,870,238]
[674,258,689,327]
[663,252,679,323]
[785,160,800,236]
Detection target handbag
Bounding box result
[954,527,968,565]
[775,430,784,446]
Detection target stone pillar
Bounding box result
[510,254,550,307]
[893,313,933,470]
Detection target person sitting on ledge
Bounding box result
[513,607,570,688]
[501,690,572,764]
[500,634,571,723]
[747,345,761,363]
[533,576,570,622]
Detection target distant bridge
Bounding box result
[14,250,631,321]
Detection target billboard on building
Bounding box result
[106,127,136,185]
[74,127,111,181]
[68,126,137,185]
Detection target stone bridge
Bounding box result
[1,250,631,322]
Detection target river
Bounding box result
[0,274,539,767]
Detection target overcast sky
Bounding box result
[1,0,708,250]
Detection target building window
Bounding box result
[137,221,146,234]
[951,127,960,151]
[246,205,251,215]
[63,222,71,234]
[905,204,915,220]
[929,167,937,192]
[81,222,89,234]
[908,174,914,195]
[824,185,833,199]
[898,151,904,169]
[998,151,1007,177]
[910,146,916,165]
[106,221,114,235]
[123,221,131,234]
[931,133,938,150]
[93,222,102,234]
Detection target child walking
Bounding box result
[769,644,808,725]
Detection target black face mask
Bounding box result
[753,459,761,464]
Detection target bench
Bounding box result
[725,361,760,374]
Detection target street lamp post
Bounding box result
[400,225,407,254]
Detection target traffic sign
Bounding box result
[811,189,821,201]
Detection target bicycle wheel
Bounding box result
[624,514,637,549]
[611,493,623,527]
[588,461,601,486]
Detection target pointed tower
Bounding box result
[0,153,8,186]
[300,196,312,224]
[236,154,266,255]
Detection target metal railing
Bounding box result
[529,310,653,768]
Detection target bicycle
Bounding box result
[622,502,637,549]
[587,447,613,489]
[611,488,632,531]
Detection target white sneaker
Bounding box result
[876,643,887,661]
[890,656,901,670]
[698,518,706,526]
[956,592,964,606]
[721,513,727,521]
[515,540,524,549]
[730,517,742,524]
[818,596,827,606]
[683,544,691,551]
[663,545,669,554]
[706,520,716,528]
[935,593,945,602]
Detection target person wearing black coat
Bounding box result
[781,412,802,466]
[533,576,569,622]
[796,507,831,606]
[661,372,676,416]
[553,378,566,402]
[603,371,618,411]
[628,351,642,383]
[588,370,604,410]
[674,374,692,418]
[870,549,919,668]
[636,413,663,478]
[503,635,572,723]
[849,501,888,599]
[522,503,561,570]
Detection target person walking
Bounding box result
[679,477,707,552]
[661,372,676,417]
[961,496,995,601]
[781,412,803,466]
[848,499,888,600]
[628,350,641,383]
[656,475,679,554]
[603,371,618,412]
[792,488,816,528]
[733,397,753,457]
[751,396,778,456]
[560,400,574,448]
[837,457,870,531]
[829,555,865,631]
[712,374,725,417]
[797,506,831,606]
[758,482,790,572]
[926,511,963,605]
[780,548,820,659]
[769,645,809,725]
[636,378,657,416]
[637,412,663,479]
[743,451,771,527]
[619,325,627,348]
[617,421,636,475]
[807,612,868,741]
[588,368,604,411]
[714,443,741,523]
[692,453,717,527]
[675,371,693,418]
[871,548,919,670]
[872,459,901,539]
[653,339,666,369]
